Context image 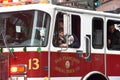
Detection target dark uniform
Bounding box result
[108,30,120,50]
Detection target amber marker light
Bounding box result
[10,65,27,74]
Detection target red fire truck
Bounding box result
[0,0,120,80]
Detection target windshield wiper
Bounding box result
[1,31,16,59]
[0,19,16,59]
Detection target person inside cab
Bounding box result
[57,28,67,47]
[107,23,120,50]
[53,19,79,48]
[53,20,67,47]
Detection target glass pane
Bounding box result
[92,17,103,49]
[0,10,50,47]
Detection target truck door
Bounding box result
[81,15,107,79]
[106,17,120,80]
[51,11,81,80]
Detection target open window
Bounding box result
[53,12,80,48]
[107,20,120,50]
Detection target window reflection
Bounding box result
[0,10,50,47]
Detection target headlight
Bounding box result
[10,64,27,75]
[10,64,27,80]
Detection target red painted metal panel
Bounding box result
[10,52,48,77]
[50,52,104,77]
[9,51,105,78]
[106,54,120,76]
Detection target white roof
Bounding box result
[0,2,120,19]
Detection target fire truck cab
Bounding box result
[0,0,120,80]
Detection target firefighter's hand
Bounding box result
[108,39,111,45]
[59,43,67,47]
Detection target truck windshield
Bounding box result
[0,10,50,47]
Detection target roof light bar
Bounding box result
[0,0,49,6]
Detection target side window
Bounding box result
[92,17,103,49]
[53,12,80,48]
[107,20,120,50]
[53,12,64,47]
[71,15,80,48]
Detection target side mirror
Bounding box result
[67,35,74,45]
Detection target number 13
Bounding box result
[28,58,40,70]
